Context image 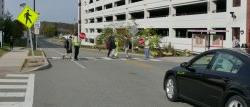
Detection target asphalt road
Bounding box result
[33,38,193,107]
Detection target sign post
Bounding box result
[0,31,2,48]
[16,5,39,56]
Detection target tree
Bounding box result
[96,27,113,45]
[138,28,160,49]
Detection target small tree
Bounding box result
[96,28,113,46]
[115,28,130,48]
[138,28,160,49]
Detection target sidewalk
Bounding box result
[0,48,28,74]
[82,48,194,63]
[159,57,194,63]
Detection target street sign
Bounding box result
[34,28,40,35]
[34,20,40,29]
[79,32,86,40]
[17,6,39,29]
[34,20,40,35]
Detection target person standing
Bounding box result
[10,36,14,51]
[107,35,116,58]
[124,37,132,58]
[72,34,81,60]
[63,36,73,59]
[233,36,240,48]
[144,37,150,59]
[114,38,119,58]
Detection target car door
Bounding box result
[178,52,217,104]
[201,52,244,106]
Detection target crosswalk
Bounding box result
[0,74,35,107]
[48,56,163,62]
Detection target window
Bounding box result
[149,8,169,18]
[105,16,113,22]
[96,6,102,11]
[233,0,241,7]
[211,53,243,73]
[175,3,208,16]
[105,3,113,9]
[90,39,95,43]
[89,0,93,4]
[116,14,126,21]
[130,0,143,3]
[191,54,215,69]
[90,29,95,33]
[130,11,144,19]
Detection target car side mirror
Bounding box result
[180,62,189,68]
[180,62,196,72]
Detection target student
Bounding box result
[114,38,119,58]
[107,35,116,58]
[124,37,132,58]
[63,36,72,59]
[233,36,240,48]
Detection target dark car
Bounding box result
[163,49,250,107]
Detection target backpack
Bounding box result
[129,41,132,49]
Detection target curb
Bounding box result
[25,49,51,72]
[20,50,29,72]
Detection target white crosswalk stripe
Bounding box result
[0,74,35,107]
[48,56,163,62]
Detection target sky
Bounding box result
[5,0,78,23]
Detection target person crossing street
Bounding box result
[72,33,81,61]
[63,36,73,59]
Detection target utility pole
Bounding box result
[33,0,37,50]
[78,0,81,38]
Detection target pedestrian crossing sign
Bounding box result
[17,6,39,29]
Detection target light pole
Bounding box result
[78,0,81,38]
[33,0,37,50]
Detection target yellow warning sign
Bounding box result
[17,6,39,29]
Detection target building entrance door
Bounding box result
[232,27,240,48]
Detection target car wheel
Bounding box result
[225,95,248,107]
[165,76,178,101]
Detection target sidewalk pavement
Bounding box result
[158,57,194,63]
[0,48,28,74]
[82,48,194,63]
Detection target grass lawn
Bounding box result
[28,49,43,56]
[0,46,10,57]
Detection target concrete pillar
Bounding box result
[103,16,106,22]
[169,28,176,38]
[126,11,132,20]
[226,26,233,48]
[144,5,149,19]
[208,0,217,13]
[170,5,176,17]
[94,18,97,23]
[113,15,117,21]
[125,0,129,5]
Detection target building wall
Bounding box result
[81,0,247,52]
[247,0,250,47]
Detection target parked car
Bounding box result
[163,49,250,107]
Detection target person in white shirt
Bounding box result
[144,38,150,59]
